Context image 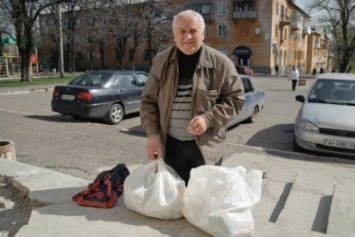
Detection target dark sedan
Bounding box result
[51,70,148,124]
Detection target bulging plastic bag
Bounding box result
[124,159,186,219]
[183,165,262,237]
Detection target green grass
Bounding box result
[0,76,75,88]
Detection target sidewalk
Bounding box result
[0,73,313,97]
[1,76,354,237]
[1,150,355,237]
[0,72,82,96]
[0,84,55,96]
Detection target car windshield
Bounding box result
[308,79,355,105]
[69,72,112,86]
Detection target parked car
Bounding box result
[51,70,148,124]
[227,75,265,128]
[293,73,355,157]
[236,65,253,76]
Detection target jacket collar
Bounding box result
[168,44,214,69]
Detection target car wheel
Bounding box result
[292,135,303,152]
[246,106,258,123]
[107,104,124,125]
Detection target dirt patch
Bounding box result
[0,176,31,237]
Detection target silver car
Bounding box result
[293,73,355,157]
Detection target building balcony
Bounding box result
[233,11,256,19]
[279,16,290,28]
[201,13,214,22]
[291,20,302,30]
[303,26,311,35]
[291,11,302,30]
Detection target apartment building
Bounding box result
[38,0,331,75]
[187,0,308,75]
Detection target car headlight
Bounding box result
[299,120,319,133]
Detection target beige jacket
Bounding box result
[140,44,245,164]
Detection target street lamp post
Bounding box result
[58,3,64,77]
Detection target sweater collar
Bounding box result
[169,44,213,68]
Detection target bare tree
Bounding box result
[140,0,176,67]
[0,5,14,57]
[1,0,82,82]
[102,0,135,69]
[0,0,85,81]
[307,0,355,72]
[105,0,179,69]
[61,1,83,73]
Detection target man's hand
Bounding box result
[146,135,164,160]
[187,115,207,136]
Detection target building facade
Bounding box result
[185,0,332,75]
[188,0,314,75]
[38,0,331,75]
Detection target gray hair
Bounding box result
[172,10,205,32]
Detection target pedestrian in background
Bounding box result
[288,65,299,91]
[320,67,325,74]
[140,9,245,185]
[312,67,317,76]
[275,64,279,76]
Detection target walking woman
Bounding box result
[288,65,299,91]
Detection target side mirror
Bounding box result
[295,95,305,103]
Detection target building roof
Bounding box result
[287,0,311,18]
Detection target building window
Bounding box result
[248,2,255,11]
[276,2,279,15]
[234,1,255,12]
[190,3,211,14]
[87,51,93,61]
[205,25,210,37]
[45,17,54,27]
[218,24,227,37]
[115,50,121,61]
[143,50,150,61]
[62,19,69,28]
[87,16,95,26]
[281,5,284,18]
[218,2,227,15]
[275,24,278,37]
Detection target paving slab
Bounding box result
[222,152,272,171]
[327,185,355,237]
[16,198,210,237]
[253,221,336,237]
[276,190,329,233]
[292,172,335,195]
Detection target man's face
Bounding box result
[173,15,204,55]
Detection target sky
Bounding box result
[295,0,307,9]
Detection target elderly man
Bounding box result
[140,10,245,184]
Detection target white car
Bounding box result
[227,75,264,128]
[293,73,355,157]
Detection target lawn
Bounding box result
[0,76,76,88]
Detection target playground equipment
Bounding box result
[0,37,39,78]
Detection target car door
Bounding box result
[119,74,142,113]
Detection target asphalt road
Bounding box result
[1,75,354,181]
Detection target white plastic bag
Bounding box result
[183,165,262,237]
[124,159,186,219]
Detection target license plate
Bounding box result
[324,139,355,150]
[61,94,75,100]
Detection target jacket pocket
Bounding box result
[195,89,219,113]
